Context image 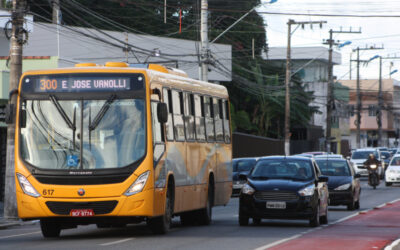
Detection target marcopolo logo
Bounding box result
[77,188,85,196]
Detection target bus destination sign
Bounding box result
[21,74,145,93]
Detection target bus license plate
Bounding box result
[70,209,94,217]
[266,201,286,209]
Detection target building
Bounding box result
[339,79,400,148]
[264,46,346,153]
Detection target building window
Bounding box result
[368,105,376,117]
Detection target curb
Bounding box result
[0,220,39,229]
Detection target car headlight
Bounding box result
[298,184,315,196]
[334,183,351,191]
[241,184,255,195]
[16,173,40,197]
[124,171,150,196]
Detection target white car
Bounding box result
[350,148,383,178]
[385,154,400,186]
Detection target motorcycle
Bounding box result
[367,164,380,189]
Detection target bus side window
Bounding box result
[151,101,163,143]
[223,100,231,143]
[163,88,174,141]
[194,95,206,141]
[214,98,224,142]
[205,96,215,142]
[172,90,185,141]
[184,92,196,141]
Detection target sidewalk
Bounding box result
[0,201,38,229]
[265,200,400,250]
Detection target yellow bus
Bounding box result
[9,62,232,237]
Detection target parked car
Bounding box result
[232,157,258,196]
[315,158,361,210]
[303,151,329,156]
[385,154,400,186]
[350,148,383,178]
[239,156,329,227]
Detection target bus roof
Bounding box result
[21,62,229,99]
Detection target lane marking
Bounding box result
[385,238,400,250]
[0,231,41,239]
[254,197,400,250]
[100,238,134,246]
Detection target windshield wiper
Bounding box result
[49,95,76,150]
[88,94,116,132]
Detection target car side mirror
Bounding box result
[354,173,361,178]
[238,174,247,181]
[318,176,329,182]
[157,102,168,124]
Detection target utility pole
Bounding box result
[200,0,208,82]
[52,0,60,24]
[323,28,360,153]
[352,45,384,149]
[376,55,400,147]
[284,19,326,155]
[4,0,27,219]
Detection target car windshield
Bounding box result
[315,160,351,176]
[20,98,146,170]
[233,159,257,172]
[390,156,400,166]
[250,159,314,181]
[352,151,378,160]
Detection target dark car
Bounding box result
[239,156,329,227]
[232,158,258,196]
[380,151,392,170]
[315,158,361,210]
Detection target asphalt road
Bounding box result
[1,179,400,250]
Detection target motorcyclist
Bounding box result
[363,153,381,187]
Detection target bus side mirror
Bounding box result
[5,104,15,124]
[20,109,26,128]
[157,102,168,124]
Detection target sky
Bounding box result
[258,0,400,82]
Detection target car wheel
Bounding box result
[355,200,360,210]
[320,205,328,224]
[347,200,356,211]
[253,218,261,225]
[386,182,392,186]
[309,204,320,227]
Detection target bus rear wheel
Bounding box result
[197,179,214,225]
[148,185,173,234]
[40,219,61,238]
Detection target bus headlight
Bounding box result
[16,173,40,197]
[124,171,150,196]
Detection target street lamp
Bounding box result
[210,0,278,44]
[369,55,380,62]
[390,69,398,75]
[338,41,352,48]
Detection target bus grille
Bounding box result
[46,201,118,215]
[254,191,298,201]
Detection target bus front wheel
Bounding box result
[148,184,173,234]
[40,219,61,238]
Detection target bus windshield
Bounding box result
[20,98,146,170]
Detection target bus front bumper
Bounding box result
[16,188,157,220]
